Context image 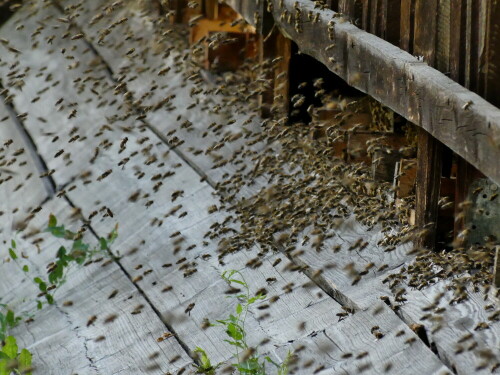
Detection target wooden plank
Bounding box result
[414,0,438,64]
[449,0,467,84]
[0,102,49,232]
[271,308,451,375]
[399,0,415,52]
[13,3,496,375]
[0,198,192,374]
[483,0,500,108]
[228,0,500,187]
[381,0,401,45]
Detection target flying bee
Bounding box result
[185,303,195,315]
[87,315,97,327]
[104,314,118,324]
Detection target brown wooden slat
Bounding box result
[449,0,467,83]
[415,128,443,249]
[399,0,415,52]
[381,0,401,45]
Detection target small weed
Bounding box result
[0,306,21,344]
[1,214,118,374]
[0,336,32,375]
[194,270,291,375]
[8,214,118,310]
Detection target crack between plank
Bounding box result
[0,80,56,197]
[62,191,196,372]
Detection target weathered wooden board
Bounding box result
[59,4,499,374]
[0,101,49,232]
[231,0,500,186]
[271,308,451,375]
[0,198,193,375]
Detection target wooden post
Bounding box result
[413,0,442,250]
[415,129,443,249]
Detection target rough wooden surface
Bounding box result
[0,1,498,375]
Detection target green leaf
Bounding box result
[193,347,211,369]
[2,336,18,359]
[37,281,47,292]
[237,358,262,372]
[45,294,54,305]
[99,237,108,250]
[5,310,16,328]
[36,301,42,310]
[236,303,243,315]
[0,358,9,375]
[22,265,29,273]
[72,240,89,252]
[56,246,67,259]
[229,279,246,286]
[0,353,8,360]
[18,348,32,375]
[33,277,42,284]
[47,226,66,238]
[10,240,16,249]
[223,340,244,348]
[226,323,243,341]
[8,248,17,260]
[48,214,57,228]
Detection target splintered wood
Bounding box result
[0,1,498,375]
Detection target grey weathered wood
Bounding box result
[60,3,498,374]
[0,198,192,375]
[229,0,500,186]
[0,102,49,232]
[271,308,452,375]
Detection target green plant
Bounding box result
[194,270,291,375]
[0,307,21,344]
[193,347,219,374]
[7,214,118,310]
[0,336,32,375]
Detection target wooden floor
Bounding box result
[0,1,498,374]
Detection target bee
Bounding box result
[462,100,473,110]
[171,190,184,201]
[94,335,106,342]
[104,314,118,324]
[86,315,97,327]
[108,290,118,299]
[185,303,195,315]
[62,300,73,307]
[97,169,112,181]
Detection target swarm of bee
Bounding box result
[0,0,498,374]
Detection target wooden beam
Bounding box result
[227,0,500,186]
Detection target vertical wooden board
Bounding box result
[399,0,415,52]
[464,0,481,91]
[381,0,401,45]
[483,0,500,107]
[449,0,467,83]
[415,128,442,249]
[414,0,438,64]
[436,0,451,73]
